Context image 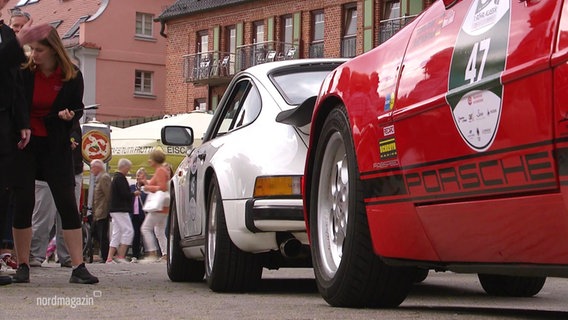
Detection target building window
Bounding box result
[342,4,357,58]
[310,10,324,58]
[384,0,401,20]
[226,25,236,75]
[135,70,153,95]
[380,0,415,44]
[253,21,264,44]
[195,98,207,111]
[62,15,90,39]
[227,26,237,53]
[281,15,293,52]
[197,30,209,54]
[136,12,154,38]
[49,20,63,29]
[15,0,39,7]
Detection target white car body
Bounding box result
[163,59,346,289]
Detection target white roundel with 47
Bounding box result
[447,0,510,152]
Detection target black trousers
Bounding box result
[129,212,145,259]
[12,137,81,230]
[93,217,109,261]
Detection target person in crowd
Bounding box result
[10,27,98,284]
[28,180,72,267]
[0,0,52,286]
[29,112,83,268]
[0,7,36,278]
[9,9,29,34]
[90,159,111,263]
[139,150,169,263]
[106,158,134,263]
[162,162,174,238]
[129,168,147,262]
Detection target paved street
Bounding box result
[1,262,568,319]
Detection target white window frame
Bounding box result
[134,70,153,95]
[313,11,324,42]
[135,12,154,38]
[16,0,39,7]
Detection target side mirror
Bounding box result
[161,126,194,146]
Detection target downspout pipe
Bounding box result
[159,20,167,38]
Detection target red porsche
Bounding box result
[298,0,568,308]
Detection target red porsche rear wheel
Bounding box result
[309,105,413,308]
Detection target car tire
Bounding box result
[309,105,413,308]
[205,175,262,292]
[412,268,429,283]
[478,274,546,297]
[167,192,205,282]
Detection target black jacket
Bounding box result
[110,172,133,213]
[0,24,28,156]
[20,67,84,186]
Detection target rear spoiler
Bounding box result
[275,96,317,127]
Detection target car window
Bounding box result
[233,83,261,129]
[271,68,338,105]
[215,79,261,137]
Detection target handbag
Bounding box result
[143,190,169,212]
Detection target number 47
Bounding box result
[465,38,491,84]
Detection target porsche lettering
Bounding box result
[404,151,554,195]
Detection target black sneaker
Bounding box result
[12,264,30,283]
[0,275,12,285]
[69,263,99,284]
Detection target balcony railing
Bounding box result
[183,51,237,84]
[309,42,324,58]
[341,36,356,58]
[236,41,297,71]
[183,41,298,84]
[379,15,417,44]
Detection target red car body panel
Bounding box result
[307,0,568,268]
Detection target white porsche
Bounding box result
[161,59,346,292]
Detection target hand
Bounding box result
[16,19,52,46]
[70,137,79,150]
[58,109,75,121]
[134,190,141,196]
[17,129,31,149]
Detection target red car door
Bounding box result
[394,0,561,202]
[373,0,564,262]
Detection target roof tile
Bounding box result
[157,0,251,21]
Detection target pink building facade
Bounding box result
[3,0,173,123]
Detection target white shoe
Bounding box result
[0,260,15,274]
[29,259,43,267]
[138,256,158,264]
[115,258,129,264]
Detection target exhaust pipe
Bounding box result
[279,238,302,258]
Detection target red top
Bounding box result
[30,67,63,137]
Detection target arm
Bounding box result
[100,174,112,203]
[57,70,84,124]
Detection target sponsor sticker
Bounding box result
[384,93,395,111]
[379,138,398,160]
